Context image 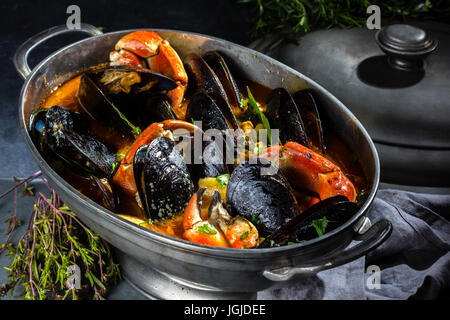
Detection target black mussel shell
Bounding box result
[202,51,244,115]
[292,89,326,154]
[186,92,229,132]
[226,159,300,235]
[78,66,177,138]
[188,136,229,182]
[87,65,177,95]
[133,137,195,221]
[184,53,239,129]
[45,106,116,177]
[29,108,48,153]
[89,175,119,211]
[266,88,309,147]
[117,93,178,129]
[259,196,358,247]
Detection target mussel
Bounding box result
[43,106,116,178]
[29,105,120,211]
[78,65,178,138]
[259,195,358,247]
[184,53,239,130]
[226,159,300,235]
[266,88,325,152]
[133,136,195,220]
[202,51,244,116]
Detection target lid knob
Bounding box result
[375,24,438,71]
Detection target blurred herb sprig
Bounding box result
[237,0,450,36]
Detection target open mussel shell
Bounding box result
[292,89,326,154]
[226,159,300,235]
[188,135,229,182]
[89,175,119,212]
[266,88,310,147]
[186,92,229,132]
[133,137,195,221]
[29,108,48,153]
[184,53,239,130]
[119,93,178,129]
[44,106,116,178]
[78,65,177,138]
[202,51,244,116]
[259,195,358,247]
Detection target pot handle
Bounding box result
[13,24,103,79]
[262,218,392,282]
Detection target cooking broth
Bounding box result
[34,68,369,242]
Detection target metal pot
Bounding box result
[14,24,391,299]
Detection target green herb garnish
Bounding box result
[216,174,230,187]
[249,213,260,225]
[110,102,141,137]
[253,144,264,155]
[245,87,272,145]
[198,223,218,235]
[116,152,125,162]
[111,161,119,173]
[240,231,250,240]
[312,216,328,237]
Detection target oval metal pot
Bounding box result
[14,24,391,299]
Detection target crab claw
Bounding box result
[112,120,198,197]
[259,141,357,206]
[110,31,188,117]
[183,189,259,248]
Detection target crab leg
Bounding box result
[183,189,259,248]
[259,141,357,205]
[110,31,188,117]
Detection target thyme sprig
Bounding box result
[0,173,121,300]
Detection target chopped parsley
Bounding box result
[312,216,328,237]
[253,144,264,155]
[198,223,217,235]
[240,231,249,240]
[116,151,125,162]
[216,174,230,187]
[249,213,260,226]
[111,161,119,173]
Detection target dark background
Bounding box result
[0,0,254,178]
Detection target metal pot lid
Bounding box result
[267,22,450,149]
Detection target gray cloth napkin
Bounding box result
[258,189,450,300]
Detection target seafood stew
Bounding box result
[29,30,368,249]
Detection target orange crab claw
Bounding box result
[259,141,357,206]
[183,189,259,248]
[112,120,196,197]
[111,31,188,117]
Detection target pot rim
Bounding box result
[18,27,380,259]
